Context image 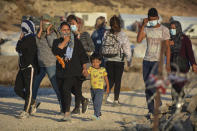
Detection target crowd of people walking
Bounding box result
[14,7,197,122]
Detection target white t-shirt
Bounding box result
[144,25,170,61]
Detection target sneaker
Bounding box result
[91,115,100,121]
[106,96,113,103]
[60,114,71,122]
[59,112,64,116]
[82,98,89,113]
[99,112,102,117]
[112,100,120,107]
[145,112,153,120]
[71,108,80,115]
[30,102,41,114]
[18,111,29,119]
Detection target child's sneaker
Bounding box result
[18,111,29,119]
[91,115,100,121]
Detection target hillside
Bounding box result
[0,0,197,31]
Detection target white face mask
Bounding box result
[147,20,158,27]
[70,25,78,32]
[170,29,176,36]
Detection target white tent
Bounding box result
[65,12,107,27]
[119,14,163,31]
[170,16,197,32]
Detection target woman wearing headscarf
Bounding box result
[14,19,38,119]
[52,22,89,121]
[66,15,94,114]
[169,20,197,107]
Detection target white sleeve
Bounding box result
[120,32,131,61]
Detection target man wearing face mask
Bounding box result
[137,8,171,119]
[32,14,62,114]
[169,20,197,109]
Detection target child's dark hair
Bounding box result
[90,53,102,63]
[60,21,70,29]
[67,15,78,23]
[148,8,158,17]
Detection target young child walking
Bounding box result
[86,53,110,120]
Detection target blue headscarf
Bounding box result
[21,20,35,37]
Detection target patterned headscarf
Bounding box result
[170,20,183,55]
[64,32,75,60]
[21,20,35,37]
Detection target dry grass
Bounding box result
[0,56,51,87]
[0,55,144,90]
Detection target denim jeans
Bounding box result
[32,66,61,107]
[91,88,104,117]
[143,60,158,114]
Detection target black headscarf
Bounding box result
[170,21,183,56]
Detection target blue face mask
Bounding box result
[147,20,158,27]
[170,29,176,36]
[70,25,78,32]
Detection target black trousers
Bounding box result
[106,61,124,101]
[57,76,82,113]
[71,78,85,109]
[14,67,35,112]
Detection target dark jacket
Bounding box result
[91,27,106,54]
[171,34,196,73]
[52,37,89,78]
[16,35,38,73]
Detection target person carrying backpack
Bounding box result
[102,15,131,106]
[169,20,197,108]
